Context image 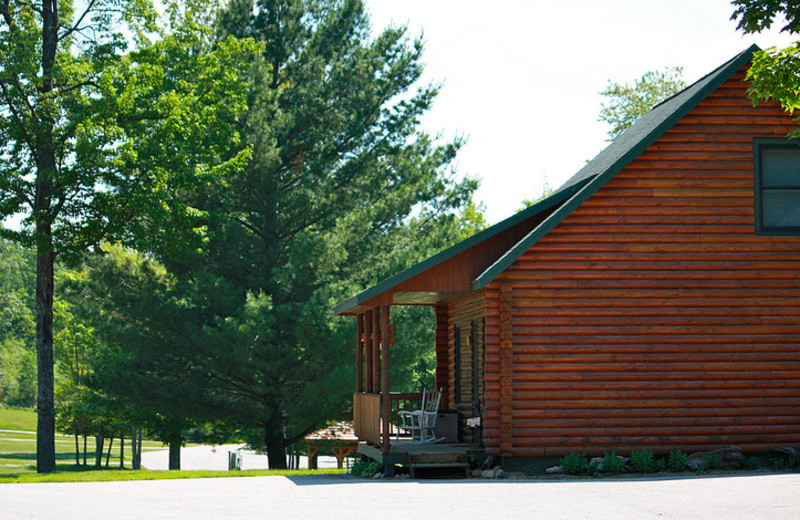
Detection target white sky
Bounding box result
[365,0,797,224]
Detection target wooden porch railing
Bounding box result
[353,391,424,450]
[353,393,381,446]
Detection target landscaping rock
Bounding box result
[687,446,745,471]
[373,473,383,480]
[589,455,628,472]
[545,465,564,474]
[482,469,496,479]
[497,470,509,479]
[471,469,482,478]
[771,445,800,467]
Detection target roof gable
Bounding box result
[472,44,760,289]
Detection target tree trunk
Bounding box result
[168,434,181,470]
[120,432,125,468]
[35,230,55,473]
[105,438,113,467]
[136,428,142,469]
[34,0,60,475]
[95,422,104,467]
[74,432,79,465]
[131,426,140,470]
[264,424,286,470]
[83,435,87,465]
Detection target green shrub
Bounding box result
[350,460,381,477]
[560,452,588,475]
[770,455,789,471]
[602,450,624,475]
[668,450,688,472]
[630,449,655,473]
[523,466,537,477]
[654,457,666,472]
[706,453,723,470]
[745,456,760,471]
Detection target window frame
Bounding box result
[753,138,800,235]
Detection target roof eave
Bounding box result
[333,181,587,315]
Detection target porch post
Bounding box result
[356,313,364,394]
[381,305,391,454]
[365,309,373,392]
[372,308,380,394]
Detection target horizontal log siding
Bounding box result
[485,67,800,457]
[446,291,486,444]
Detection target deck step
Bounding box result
[409,462,470,478]
[408,451,467,465]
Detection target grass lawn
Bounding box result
[0,408,166,478]
[0,408,347,483]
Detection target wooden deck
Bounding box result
[357,441,480,477]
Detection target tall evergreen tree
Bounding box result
[87,0,478,469]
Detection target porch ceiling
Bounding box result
[392,291,460,305]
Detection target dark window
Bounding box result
[453,323,461,404]
[755,140,800,233]
[470,319,480,405]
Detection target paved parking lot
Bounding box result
[1,472,798,519]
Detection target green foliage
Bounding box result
[602,450,624,475]
[731,1,800,137]
[770,455,790,471]
[560,452,588,475]
[350,460,381,478]
[745,456,760,470]
[0,239,36,407]
[523,466,537,477]
[731,0,800,34]
[668,450,688,472]
[0,340,37,407]
[705,453,723,470]
[520,174,555,209]
[654,458,666,472]
[630,449,656,473]
[598,67,686,139]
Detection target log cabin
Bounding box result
[334,45,800,470]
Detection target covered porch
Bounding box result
[350,304,473,475]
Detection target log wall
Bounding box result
[484,66,800,457]
[446,291,486,444]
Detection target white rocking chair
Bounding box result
[396,388,444,443]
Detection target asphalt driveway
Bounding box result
[2,473,798,519]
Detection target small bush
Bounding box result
[630,449,655,473]
[770,455,789,471]
[706,453,723,470]
[668,450,688,472]
[523,466,537,477]
[745,456,760,471]
[560,452,588,475]
[654,458,666,472]
[602,451,624,475]
[350,460,381,478]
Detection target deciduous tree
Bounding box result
[598,67,686,139]
[732,0,800,135]
[0,0,256,471]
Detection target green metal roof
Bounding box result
[335,45,760,314]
